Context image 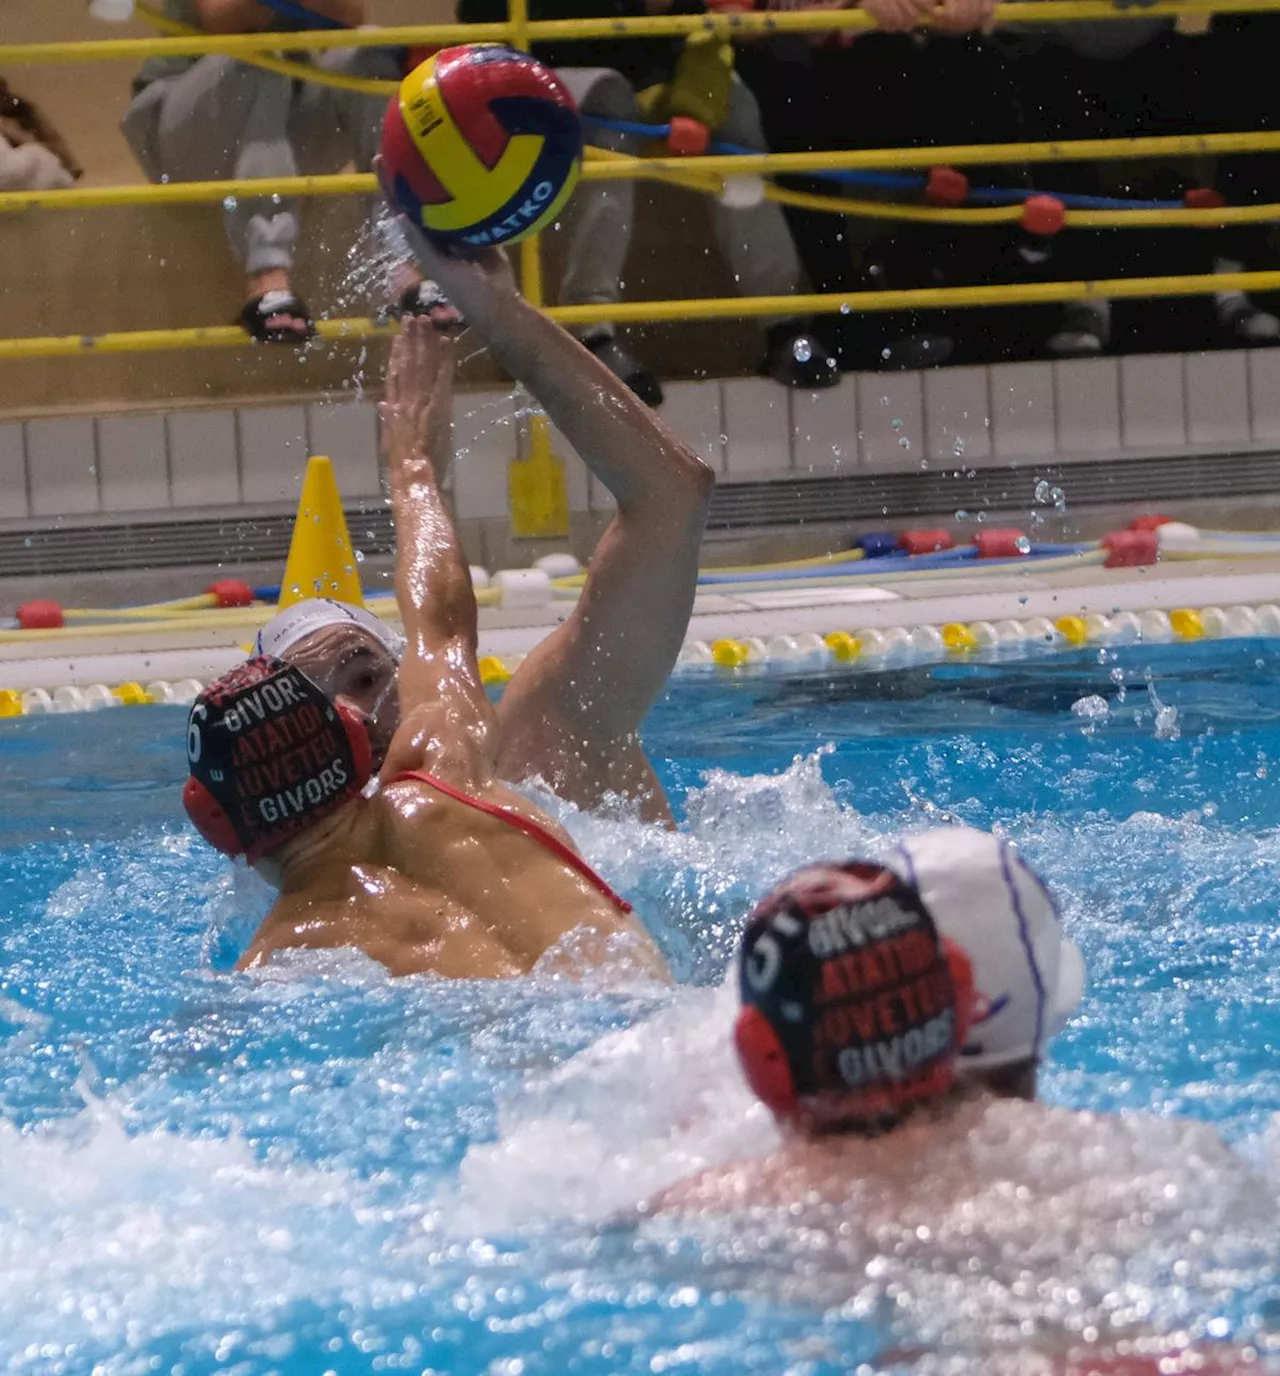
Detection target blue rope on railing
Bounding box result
[583,116,1184,213]
[253,0,349,29]
[694,542,1093,584]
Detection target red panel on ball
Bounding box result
[381,98,450,208]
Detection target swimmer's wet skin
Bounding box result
[185,654,658,978]
[182,283,713,978]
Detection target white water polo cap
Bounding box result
[889,827,1085,1069]
[255,598,406,662]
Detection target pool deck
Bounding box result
[3,554,1280,695]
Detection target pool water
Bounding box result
[1,640,1279,1374]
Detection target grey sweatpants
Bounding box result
[556,67,803,336]
[122,48,398,276]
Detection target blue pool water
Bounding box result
[2,640,1279,1374]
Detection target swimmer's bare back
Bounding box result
[239,772,661,979]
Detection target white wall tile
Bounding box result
[26,417,99,518]
[990,361,1056,460]
[923,366,993,466]
[452,389,517,521]
[97,414,169,513]
[1054,358,1120,457]
[791,381,857,475]
[722,378,791,481]
[0,424,28,520]
[658,380,724,473]
[308,400,381,499]
[543,422,591,514]
[1185,351,1251,445]
[169,410,238,508]
[855,372,924,472]
[1248,349,1280,441]
[588,475,616,514]
[1119,355,1186,450]
[239,405,309,506]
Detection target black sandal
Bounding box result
[238,291,315,344]
[392,279,465,333]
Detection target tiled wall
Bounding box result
[4,352,1280,528]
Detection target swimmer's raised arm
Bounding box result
[380,317,495,785]
[379,188,714,815]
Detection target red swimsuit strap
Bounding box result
[390,769,633,914]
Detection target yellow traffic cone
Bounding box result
[278,456,365,610]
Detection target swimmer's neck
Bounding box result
[256,800,367,890]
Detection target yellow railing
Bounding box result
[8,0,1280,533]
[9,0,1280,66]
[8,270,1280,362]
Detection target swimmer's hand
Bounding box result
[374,155,519,333]
[381,314,455,488]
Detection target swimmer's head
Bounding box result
[734,862,975,1136]
[182,655,373,864]
[889,827,1085,1098]
[256,600,405,770]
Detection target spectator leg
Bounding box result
[553,68,638,335]
[711,76,802,311]
[733,42,874,369]
[711,76,838,384]
[547,69,663,405]
[143,57,300,282]
[1196,17,1280,343]
[291,47,427,302]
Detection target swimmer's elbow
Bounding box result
[661,446,715,518]
[679,446,716,498]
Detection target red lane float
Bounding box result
[974,529,1030,558]
[17,600,64,630]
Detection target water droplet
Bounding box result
[975,511,987,523]
[955,509,970,522]
[1034,479,1051,503]
[879,395,889,406]
[1014,535,1031,553]
[792,337,813,364]
[952,438,966,457]
[891,418,903,431]
[839,303,851,315]
[718,433,728,445]
[881,347,891,360]
[1051,485,1067,513]
[919,457,929,470]
[222,195,238,212]
[355,550,365,563]
[898,437,910,449]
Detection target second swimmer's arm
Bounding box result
[375,205,715,747]
[380,318,496,782]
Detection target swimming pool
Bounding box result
[1,639,1279,1374]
